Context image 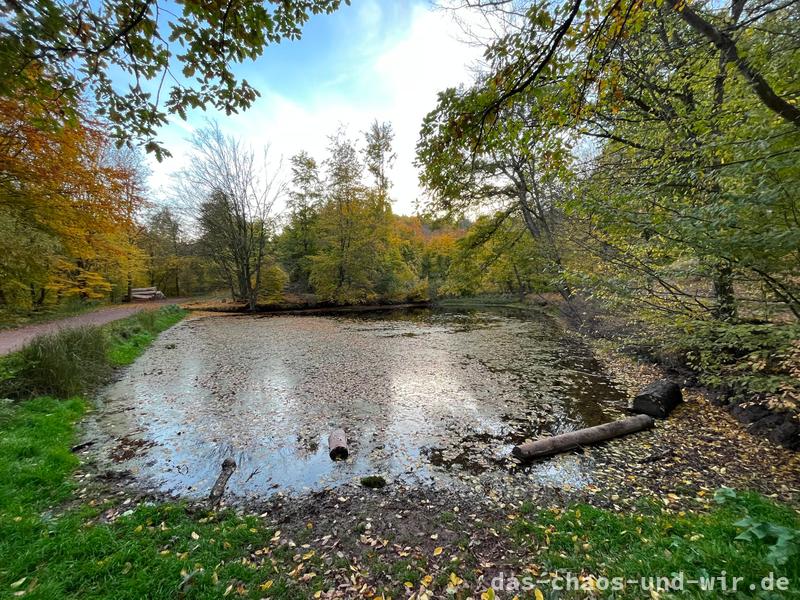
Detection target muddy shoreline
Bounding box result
[76,304,800,516]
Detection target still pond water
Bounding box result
[88,307,629,500]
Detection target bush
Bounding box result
[665,319,800,400]
[0,326,110,398]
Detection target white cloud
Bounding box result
[146,3,483,216]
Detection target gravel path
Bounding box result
[0,300,183,356]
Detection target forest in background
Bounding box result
[1,0,798,432]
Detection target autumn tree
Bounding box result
[0,94,146,310]
[423,0,800,399]
[179,123,283,310]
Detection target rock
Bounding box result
[360,475,387,488]
[746,412,800,450]
[731,403,771,424]
[631,380,682,419]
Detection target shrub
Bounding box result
[0,326,110,399]
[664,319,800,400]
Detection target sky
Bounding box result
[147,0,485,216]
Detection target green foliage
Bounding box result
[259,262,289,303]
[733,516,800,567]
[283,127,420,305]
[140,207,218,298]
[416,0,800,402]
[186,125,283,310]
[664,320,800,397]
[715,488,800,567]
[278,151,323,291]
[0,0,347,157]
[443,212,552,297]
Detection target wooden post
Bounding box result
[328,429,348,460]
[208,458,236,507]
[512,414,655,460]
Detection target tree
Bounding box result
[309,129,376,303]
[0,94,146,310]
[443,0,800,139]
[278,151,323,290]
[418,81,575,302]
[363,120,396,205]
[178,123,282,310]
[424,0,800,400]
[142,207,186,296]
[444,212,550,299]
[308,127,415,304]
[0,0,346,157]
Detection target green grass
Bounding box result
[0,396,325,598]
[0,396,86,515]
[106,305,186,366]
[509,496,800,598]
[0,328,110,398]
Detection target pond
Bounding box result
[86,307,630,501]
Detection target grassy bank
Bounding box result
[508,495,800,598]
[1,305,798,598]
[0,305,186,399]
[1,393,798,598]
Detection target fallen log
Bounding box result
[328,429,348,460]
[512,414,655,460]
[208,458,236,507]
[631,380,682,418]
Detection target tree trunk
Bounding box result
[712,262,736,320]
[512,415,655,460]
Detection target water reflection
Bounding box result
[90,307,628,500]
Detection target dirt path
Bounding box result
[0,300,184,356]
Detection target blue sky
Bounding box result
[148,0,483,215]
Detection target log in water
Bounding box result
[328,429,348,460]
[512,414,655,460]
